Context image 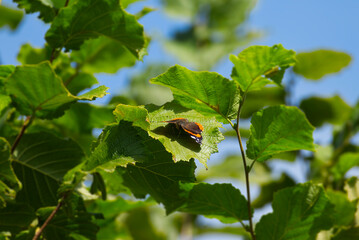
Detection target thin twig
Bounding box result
[64,0,70,7]
[32,194,67,240]
[234,95,256,240]
[11,115,33,154]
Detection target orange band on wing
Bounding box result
[182,128,202,138]
[195,122,204,131]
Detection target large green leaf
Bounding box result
[0,65,15,85]
[150,65,240,122]
[45,0,145,57]
[0,138,20,207]
[0,5,23,30]
[230,44,296,92]
[146,102,224,166]
[117,125,196,213]
[82,122,149,172]
[12,133,84,209]
[300,96,352,127]
[6,62,108,119]
[113,104,149,130]
[293,50,352,80]
[179,183,249,223]
[255,183,334,240]
[13,0,66,23]
[0,203,35,235]
[331,153,359,180]
[70,36,140,74]
[247,105,315,162]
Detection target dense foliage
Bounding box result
[0,0,358,239]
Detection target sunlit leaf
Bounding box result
[45,0,145,57]
[300,95,351,127]
[293,50,352,80]
[247,105,315,162]
[6,62,108,119]
[113,104,149,130]
[12,133,84,209]
[180,183,249,223]
[255,183,334,240]
[146,102,224,166]
[0,5,23,30]
[150,65,239,122]
[230,44,296,92]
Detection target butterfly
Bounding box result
[163,118,204,144]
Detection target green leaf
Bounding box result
[326,190,357,227]
[0,5,23,30]
[150,65,240,122]
[82,122,148,172]
[240,87,285,119]
[70,36,139,74]
[247,105,315,162]
[0,203,35,235]
[12,132,84,209]
[331,153,359,180]
[13,0,65,23]
[146,102,224,166]
[65,72,99,96]
[179,183,249,223]
[230,44,296,92]
[6,62,108,119]
[117,126,196,213]
[113,104,149,130]
[0,138,20,207]
[255,183,334,240]
[45,0,145,57]
[252,173,296,209]
[300,96,352,127]
[293,50,352,80]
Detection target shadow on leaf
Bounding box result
[152,124,201,152]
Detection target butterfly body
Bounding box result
[164,118,203,144]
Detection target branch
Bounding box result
[234,95,256,240]
[11,115,33,154]
[32,194,67,240]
